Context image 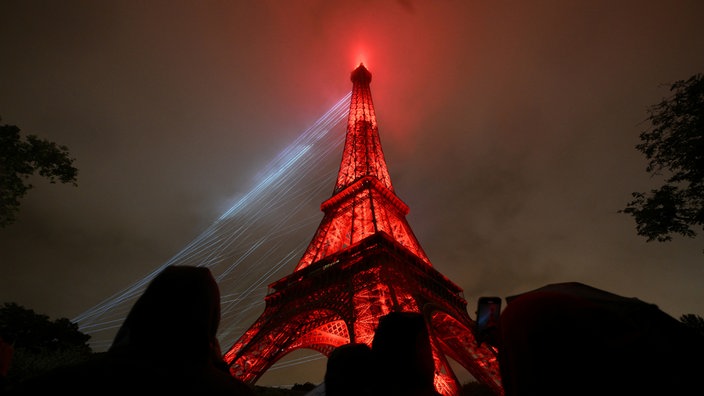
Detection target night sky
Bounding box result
[2,0,704,387]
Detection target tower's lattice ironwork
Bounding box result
[222,64,503,396]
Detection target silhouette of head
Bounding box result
[324,343,375,396]
[110,265,222,365]
[371,311,438,395]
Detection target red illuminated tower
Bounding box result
[223,64,503,396]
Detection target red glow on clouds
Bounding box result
[353,47,369,70]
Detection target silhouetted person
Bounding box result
[497,282,704,396]
[9,265,254,395]
[371,311,441,396]
[324,343,376,396]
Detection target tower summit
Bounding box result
[295,63,430,272]
[336,63,390,193]
[223,65,503,396]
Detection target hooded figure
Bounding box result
[10,265,254,395]
[110,265,224,368]
[498,282,704,396]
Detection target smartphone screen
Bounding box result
[476,296,502,337]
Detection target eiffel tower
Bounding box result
[222,64,503,396]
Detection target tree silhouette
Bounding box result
[0,303,92,387]
[0,120,78,227]
[680,313,704,337]
[621,74,703,246]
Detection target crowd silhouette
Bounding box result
[320,283,704,396]
[4,265,447,396]
[6,268,704,396]
[318,311,442,396]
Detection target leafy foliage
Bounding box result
[680,313,704,337]
[0,121,78,227]
[0,303,90,352]
[0,302,92,385]
[621,74,704,244]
